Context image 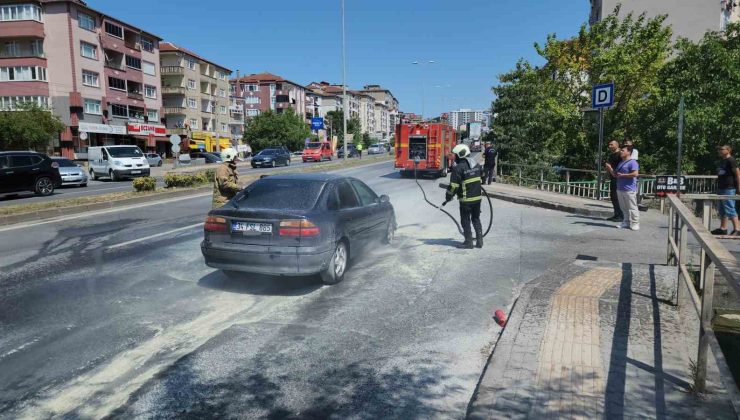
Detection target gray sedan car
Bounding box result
[146,153,163,167]
[51,157,88,187]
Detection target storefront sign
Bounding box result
[78,122,127,135]
[127,123,167,137]
[655,175,686,196]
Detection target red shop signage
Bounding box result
[127,123,167,137]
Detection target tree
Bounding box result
[325,110,362,143]
[0,103,65,151]
[361,132,373,149]
[243,109,311,152]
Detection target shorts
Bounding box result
[717,188,738,218]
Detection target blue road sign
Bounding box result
[592,83,614,109]
[311,117,324,131]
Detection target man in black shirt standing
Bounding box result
[713,145,740,235]
[482,142,497,185]
[605,140,623,221]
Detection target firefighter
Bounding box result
[443,144,484,249]
[212,148,240,208]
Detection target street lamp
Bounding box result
[341,0,348,161]
[412,60,435,121]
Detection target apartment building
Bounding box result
[449,109,489,131]
[589,0,740,41]
[229,72,306,121]
[160,41,232,153]
[352,91,377,136]
[359,84,399,138]
[0,1,165,158]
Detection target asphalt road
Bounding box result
[0,156,362,207]
[0,160,670,418]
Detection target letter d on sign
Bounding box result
[598,90,608,102]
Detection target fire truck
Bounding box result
[395,123,456,178]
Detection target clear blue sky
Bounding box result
[100,0,589,117]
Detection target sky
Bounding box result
[99,0,590,117]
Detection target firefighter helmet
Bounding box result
[221,148,238,162]
[452,144,471,159]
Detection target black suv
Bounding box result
[0,152,62,197]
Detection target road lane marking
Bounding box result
[0,193,211,233]
[106,223,204,250]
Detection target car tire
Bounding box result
[90,169,98,181]
[109,170,119,182]
[382,220,395,245]
[80,183,88,188]
[321,241,348,285]
[158,161,163,167]
[34,176,54,196]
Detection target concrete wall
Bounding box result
[44,3,75,125]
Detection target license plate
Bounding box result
[232,221,272,234]
[131,170,141,174]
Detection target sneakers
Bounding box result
[630,224,640,231]
[616,223,630,229]
[607,215,623,222]
[712,228,728,235]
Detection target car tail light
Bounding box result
[51,161,60,169]
[279,220,320,237]
[204,216,227,232]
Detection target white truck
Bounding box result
[88,145,151,181]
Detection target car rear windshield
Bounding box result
[237,179,324,210]
[306,143,321,149]
[55,159,76,167]
[258,150,277,156]
[107,147,143,158]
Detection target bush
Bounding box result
[133,177,156,192]
[164,171,214,188]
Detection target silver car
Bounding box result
[146,153,163,167]
[51,157,88,187]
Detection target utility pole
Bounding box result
[341,0,348,162]
[677,95,685,190]
[596,107,605,200]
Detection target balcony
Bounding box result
[0,21,45,39]
[201,72,216,80]
[168,127,189,135]
[201,108,213,114]
[164,106,186,115]
[128,92,144,100]
[124,40,141,51]
[229,120,244,126]
[162,86,186,95]
[105,60,126,71]
[161,66,185,75]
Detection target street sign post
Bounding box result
[171,144,181,154]
[169,134,181,145]
[592,83,615,201]
[311,117,324,131]
[170,135,182,168]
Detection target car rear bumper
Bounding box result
[201,241,334,276]
[60,177,87,185]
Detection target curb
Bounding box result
[484,189,612,218]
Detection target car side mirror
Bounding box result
[379,195,390,203]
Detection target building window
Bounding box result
[0,96,49,110]
[125,55,141,70]
[30,40,43,57]
[218,88,226,98]
[276,83,283,91]
[111,104,128,117]
[189,118,198,129]
[188,98,197,109]
[243,84,259,92]
[187,79,196,90]
[276,95,289,103]
[2,41,19,57]
[220,123,227,132]
[229,85,235,94]
[80,42,97,60]
[144,85,157,99]
[220,105,226,114]
[0,66,47,82]
[108,76,126,91]
[78,12,95,31]
[186,58,196,70]
[141,37,154,53]
[129,106,145,120]
[269,84,275,95]
[246,109,259,117]
[142,60,155,76]
[82,70,99,87]
[0,4,42,22]
[244,96,260,104]
[104,22,123,39]
[84,98,102,115]
[147,109,158,122]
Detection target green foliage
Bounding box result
[361,132,373,149]
[164,171,212,188]
[325,111,362,143]
[243,109,311,152]
[0,103,66,151]
[132,177,156,192]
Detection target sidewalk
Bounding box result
[467,260,737,419]
[482,182,614,218]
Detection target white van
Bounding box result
[88,145,151,181]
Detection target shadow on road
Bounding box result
[420,238,461,248]
[571,221,620,228]
[197,270,322,297]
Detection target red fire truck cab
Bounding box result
[395,123,456,178]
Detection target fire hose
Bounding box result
[412,158,494,238]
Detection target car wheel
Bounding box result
[158,161,163,167]
[89,169,98,181]
[80,183,88,188]
[34,176,54,196]
[321,241,348,285]
[109,170,119,182]
[382,220,395,245]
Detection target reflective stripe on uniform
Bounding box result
[448,182,460,194]
[460,196,482,203]
[462,177,479,185]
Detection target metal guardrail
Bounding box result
[497,162,717,200]
[666,194,740,404]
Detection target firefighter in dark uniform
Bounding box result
[444,144,484,249]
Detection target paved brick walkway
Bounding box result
[468,261,737,419]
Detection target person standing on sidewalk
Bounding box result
[605,145,640,231]
[212,148,240,208]
[482,142,497,185]
[605,140,623,222]
[355,142,363,159]
[624,139,639,160]
[712,145,740,235]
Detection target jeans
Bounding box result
[460,201,482,240]
[617,190,639,227]
[717,188,738,218]
[609,179,622,218]
[483,165,495,184]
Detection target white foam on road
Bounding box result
[106,223,204,250]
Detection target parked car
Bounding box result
[201,173,396,284]
[191,152,223,164]
[0,151,62,197]
[337,144,359,159]
[145,153,163,167]
[51,157,88,187]
[368,143,387,155]
[88,145,150,181]
[302,141,333,162]
[251,148,291,168]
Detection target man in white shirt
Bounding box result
[624,139,638,160]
